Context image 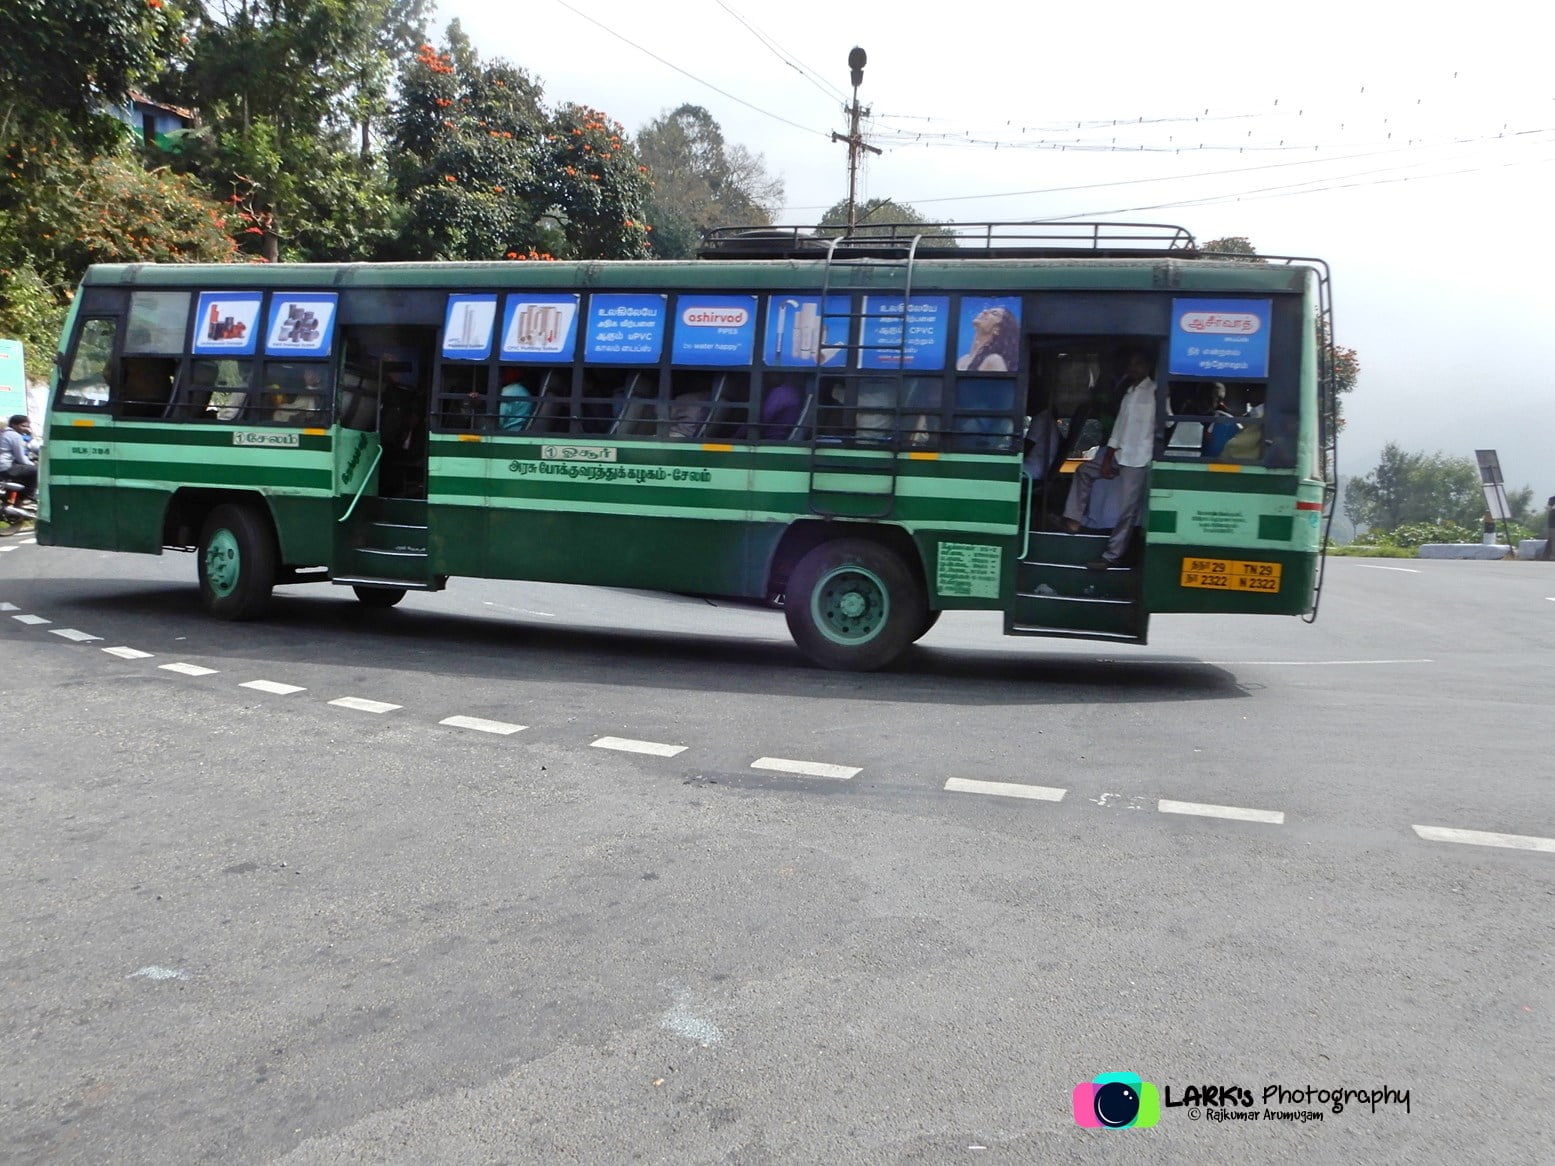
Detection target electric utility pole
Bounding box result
[831,46,881,233]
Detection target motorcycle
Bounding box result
[2,478,36,534]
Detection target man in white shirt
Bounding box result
[1062,350,1157,569]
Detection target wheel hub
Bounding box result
[205,528,241,598]
[813,566,889,644]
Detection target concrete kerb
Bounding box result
[1417,543,1512,560]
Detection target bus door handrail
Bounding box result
[337,445,383,524]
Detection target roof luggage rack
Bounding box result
[699,220,1199,261]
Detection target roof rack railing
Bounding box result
[699,220,1199,260]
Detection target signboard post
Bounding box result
[1474,449,1512,552]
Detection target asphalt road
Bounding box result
[2,537,1552,1164]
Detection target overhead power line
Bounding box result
[714,1,849,105]
[549,0,829,138]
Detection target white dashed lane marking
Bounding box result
[102,647,154,660]
[159,662,218,677]
[329,697,402,714]
[241,680,307,695]
[1159,799,1285,825]
[750,757,860,780]
[49,628,102,643]
[591,736,688,757]
[1412,825,1555,854]
[12,614,49,625]
[945,778,1067,802]
[0,545,17,553]
[0,602,17,610]
[440,715,526,735]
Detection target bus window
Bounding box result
[438,363,489,432]
[119,356,179,418]
[1164,379,1268,461]
[58,318,117,410]
[183,359,251,420]
[949,377,1019,451]
[579,369,657,437]
[125,291,191,354]
[258,362,332,426]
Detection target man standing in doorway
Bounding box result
[1062,350,1157,570]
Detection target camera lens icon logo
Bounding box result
[1072,1072,1160,1129]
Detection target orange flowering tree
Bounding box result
[537,104,652,260]
[388,27,651,262]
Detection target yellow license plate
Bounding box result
[1180,557,1283,593]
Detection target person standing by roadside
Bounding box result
[1543,495,1555,561]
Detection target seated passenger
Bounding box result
[498,377,534,432]
[668,391,710,439]
[758,383,803,440]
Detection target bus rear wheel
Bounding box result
[352,585,406,609]
[197,503,277,620]
[785,538,926,671]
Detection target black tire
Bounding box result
[912,608,943,643]
[353,585,406,609]
[784,538,927,671]
[197,503,277,620]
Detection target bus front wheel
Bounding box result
[197,503,277,620]
[785,538,926,671]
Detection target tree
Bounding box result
[171,0,429,261]
[0,0,191,146]
[1343,443,1518,531]
[818,197,957,244]
[635,104,784,259]
[387,29,651,262]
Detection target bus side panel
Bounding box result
[451,508,774,597]
[1143,466,1321,616]
[37,486,121,551]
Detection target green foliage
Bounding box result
[1344,443,1498,532]
[538,104,652,260]
[1324,542,1417,558]
[388,33,651,262]
[818,197,958,243]
[635,104,783,259]
[0,263,66,379]
[0,0,191,141]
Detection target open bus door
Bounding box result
[330,328,437,601]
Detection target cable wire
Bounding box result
[549,0,830,138]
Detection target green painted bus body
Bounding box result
[39,253,1328,636]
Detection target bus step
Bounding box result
[354,546,429,561]
[1010,593,1141,636]
[331,576,438,591]
[1015,591,1132,606]
[1005,624,1144,643]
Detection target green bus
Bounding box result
[38,222,1336,670]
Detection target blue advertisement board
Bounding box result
[192,291,262,357]
[264,293,338,358]
[860,295,950,370]
[954,297,1022,373]
[584,294,667,363]
[671,295,758,366]
[763,295,849,367]
[0,339,25,420]
[441,294,498,361]
[1168,298,1272,378]
[500,294,580,363]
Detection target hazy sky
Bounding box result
[442,0,1554,499]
